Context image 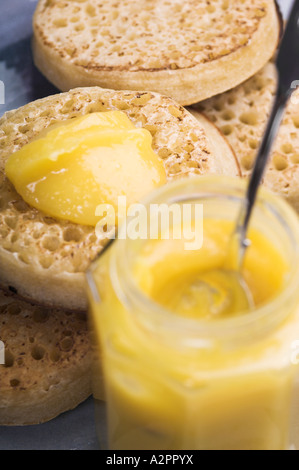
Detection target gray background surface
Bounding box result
[0,0,293,451]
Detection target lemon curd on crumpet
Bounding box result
[87,177,299,450]
[5,111,166,227]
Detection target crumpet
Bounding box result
[0,290,91,426]
[32,0,282,105]
[193,62,299,212]
[0,87,240,311]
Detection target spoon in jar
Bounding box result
[190,0,299,315]
[88,1,299,314]
[233,0,299,268]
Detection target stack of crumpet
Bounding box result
[0,86,240,425]
[0,0,284,426]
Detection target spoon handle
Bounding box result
[236,89,289,250]
[236,0,299,257]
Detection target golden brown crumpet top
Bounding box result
[32,0,282,105]
[193,62,299,213]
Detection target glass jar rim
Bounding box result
[106,176,299,343]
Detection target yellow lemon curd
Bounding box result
[5,111,166,226]
[89,215,299,450]
[133,222,281,320]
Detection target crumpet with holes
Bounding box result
[32,0,282,106]
[191,61,299,212]
[0,289,91,425]
[0,86,240,311]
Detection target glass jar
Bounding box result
[87,176,299,450]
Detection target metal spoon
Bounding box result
[88,1,299,312]
[189,0,299,314]
[235,0,299,266]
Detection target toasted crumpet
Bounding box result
[192,62,299,212]
[0,290,91,426]
[0,87,240,311]
[32,0,281,106]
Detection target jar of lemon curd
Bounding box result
[87,176,299,451]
